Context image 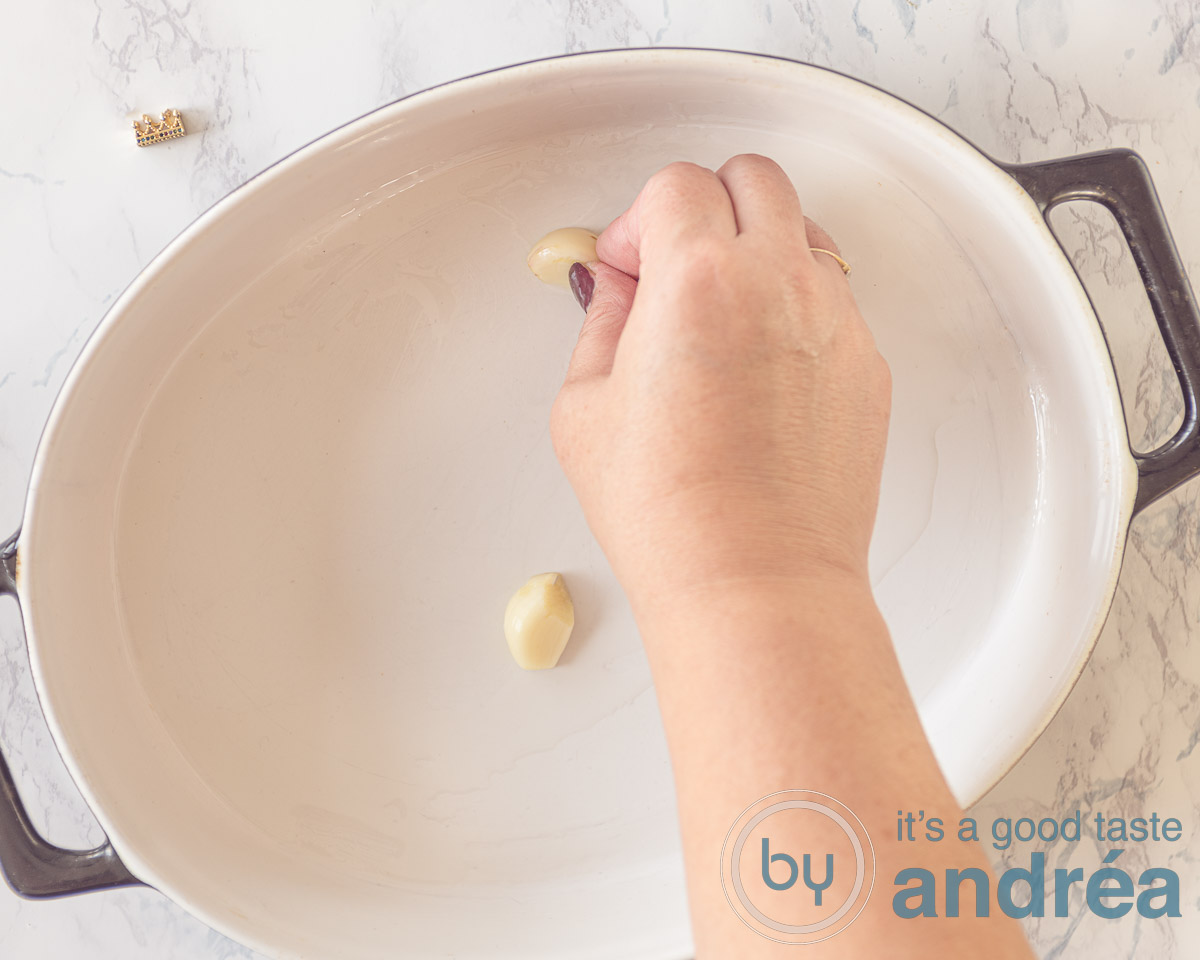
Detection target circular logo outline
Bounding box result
[719,789,875,944]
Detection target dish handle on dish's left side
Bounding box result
[1003,148,1200,514]
[0,529,143,898]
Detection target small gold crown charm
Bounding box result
[133,109,185,147]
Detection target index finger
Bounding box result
[594,161,736,279]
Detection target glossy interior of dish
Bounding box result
[18,50,1134,959]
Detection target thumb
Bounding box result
[563,261,638,382]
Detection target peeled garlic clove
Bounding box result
[527,228,598,288]
[504,573,575,670]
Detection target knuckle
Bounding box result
[653,159,712,183]
[644,161,715,206]
[722,152,783,178]
[720,154,795,211]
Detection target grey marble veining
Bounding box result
[1,1,1198,957]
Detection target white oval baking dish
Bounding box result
[2,48,1198,960]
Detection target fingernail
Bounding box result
[569,262,594,312]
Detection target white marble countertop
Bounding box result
[1,1,1198,957]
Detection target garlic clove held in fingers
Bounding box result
[527,228,598,287]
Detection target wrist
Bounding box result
[627,566,880,644]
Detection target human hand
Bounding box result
[550,155,891,621]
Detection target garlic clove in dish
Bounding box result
[504,573,575,670]
[527,228,598,287]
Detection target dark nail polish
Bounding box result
[569,262,594,312]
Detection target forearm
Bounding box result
[634,575,1037,959]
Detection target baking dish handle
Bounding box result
[1003,148,1200,514]
[0,531,142,898]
